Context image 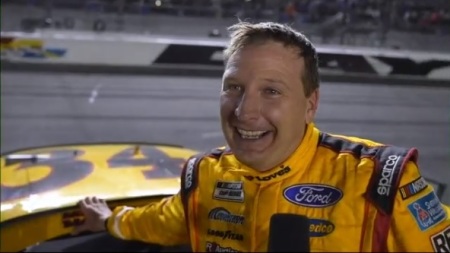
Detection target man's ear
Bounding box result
[305,89,319,124]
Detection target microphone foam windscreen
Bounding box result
[267,213,310,252]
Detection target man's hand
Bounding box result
[72,196,113,235]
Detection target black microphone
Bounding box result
[267,213,310,252]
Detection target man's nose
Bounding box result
[234,93,260,121]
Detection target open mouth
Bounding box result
[236,128,271,140]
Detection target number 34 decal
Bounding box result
[1,146,186,203]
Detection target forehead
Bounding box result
[223,42,304,79]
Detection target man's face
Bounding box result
[220,41,318,171]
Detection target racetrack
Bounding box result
[1,71,449,204]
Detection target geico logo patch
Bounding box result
[309,219,335,237]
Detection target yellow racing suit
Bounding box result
[105,123,450,252]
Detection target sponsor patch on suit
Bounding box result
[208,207,245,224]
[431,225,450,253]
[213,181,244,202]
[407,191,447,231]
[399,176,428,200]
[283,184,343,208]
[309,219,335,237]
[206,241,240,252]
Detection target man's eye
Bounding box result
[264,88,280,95]
[226,84,241,91]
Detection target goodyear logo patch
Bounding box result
[408,191,447,231]
[400,176,428,200]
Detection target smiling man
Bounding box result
[219,26,318,172]
[75,22,450,252]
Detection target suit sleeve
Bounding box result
[387,161,450,252]
[105,192,189,246]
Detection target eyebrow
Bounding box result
[223,77,290,90]
[223,76,240,83]
[263,78,290,90]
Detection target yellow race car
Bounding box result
[2,142,447,252]
[1,142,199,252]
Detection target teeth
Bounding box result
[237,128,268,139]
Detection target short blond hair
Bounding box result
[223,21,319,96]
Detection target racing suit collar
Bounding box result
[228,123,320,185]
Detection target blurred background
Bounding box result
[1,0,449,204]
[2,0,450,51]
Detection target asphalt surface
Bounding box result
[1,71,449,204]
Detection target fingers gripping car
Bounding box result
[0,142,198,252]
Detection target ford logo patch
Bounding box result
[283,184,343,207]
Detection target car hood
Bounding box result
[1,142,199,223]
